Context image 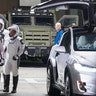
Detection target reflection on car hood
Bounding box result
[73,51,96,67]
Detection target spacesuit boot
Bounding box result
[3,74,10,92]
[11,75,18,93]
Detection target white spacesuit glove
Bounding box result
[13,55,19,60]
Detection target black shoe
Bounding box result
[3,89,9,92]
[3,74,10,93]
[11,89,16,93]
[11,76,18,94]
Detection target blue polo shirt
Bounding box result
[54,29,64,45]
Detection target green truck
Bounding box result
[0,6,79,63]
[9,7,56,63]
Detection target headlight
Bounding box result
[74,63,96,72]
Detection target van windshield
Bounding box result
[74,32,96,51]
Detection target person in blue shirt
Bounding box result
[49,22,64,59]
[54,22,64,45]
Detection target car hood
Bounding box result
[73,51,96,67]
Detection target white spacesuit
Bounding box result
[3,24,25,93]
[0,18,9,65]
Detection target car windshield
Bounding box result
[74,32,96,51]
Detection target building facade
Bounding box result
[0,0,19,14]
[0,0,50,14]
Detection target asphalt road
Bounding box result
[0,65,47,96]
[0,63,64,96]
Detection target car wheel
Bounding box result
[47,65,60,96]
[65,73,73,96]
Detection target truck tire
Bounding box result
[47,65,60,96]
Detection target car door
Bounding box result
[56,31,71,86]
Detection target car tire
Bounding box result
[65,73,73,96]
[47,65,60,96]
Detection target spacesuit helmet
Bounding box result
[8,24,19,40]
[0,18,4,33]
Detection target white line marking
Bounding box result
[25,78,38,83]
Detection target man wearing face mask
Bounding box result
[3,24,25,93]
[0,18,9,65]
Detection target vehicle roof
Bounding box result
[72,27,88,34]
[72,26,96,35]
[31,0,96,31]
[31,0,90,10]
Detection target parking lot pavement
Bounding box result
[0,67,47,96]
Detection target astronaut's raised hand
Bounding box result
[13,55,19,60]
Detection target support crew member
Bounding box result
[49,22,64,59]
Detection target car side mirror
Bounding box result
[55,46,66,53]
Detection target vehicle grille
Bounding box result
[24,30,50,46]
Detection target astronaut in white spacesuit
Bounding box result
[3,24,25,93]
[0,18,9,65]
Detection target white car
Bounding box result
[32,0,96,96]
[45,1,96,96]
[47,27,96,96]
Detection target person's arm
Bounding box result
[13,38,25,60]
[54,30,64,45]
[17,39,25,57]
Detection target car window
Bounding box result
[74,32,96,51]
[60,31,71,53]
[35,16,54,26]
